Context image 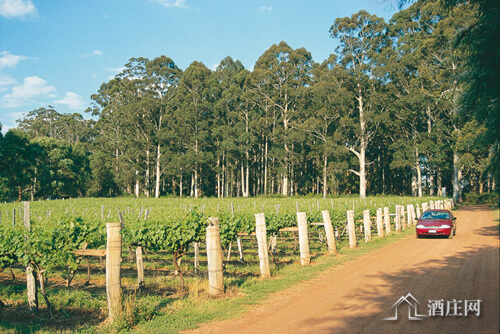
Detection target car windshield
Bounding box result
[421,211,450,219]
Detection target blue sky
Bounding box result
[0,0,401,133]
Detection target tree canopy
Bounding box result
[1,0,497,201]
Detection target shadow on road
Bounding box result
[299,240,499,333]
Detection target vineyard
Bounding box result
[0,195,444,332]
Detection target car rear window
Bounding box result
[421,211,450,219]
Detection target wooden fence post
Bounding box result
[194,242,200,272]
[297,212,310,265]
[416,204,421,219]
[401,205,406,229]
[136,246,145,289]
[26,265,38,311]
[406,204,413,227]
[430,200,435,209]
[347,210,357,248]
[106,222,122,322]
[23,201,30,229]
[395,205,401,232]
[410,204,416,226]
[422,202,428,212]
[363,210,371,243]
[270,234,277,255]
[376,208,384,237]
[206,217,224,296]
[384,207,391,235]
[255,213,271,278]
[237,236,244,261]
[321,210,337,255]
[22,201,37,311]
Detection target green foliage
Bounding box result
[463,192,499,205]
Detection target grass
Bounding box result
[128,227,417,334]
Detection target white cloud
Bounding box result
[0,51,27,70]
[2,76,56,108]
[54,92,85,110]
[259,6,272,12]
[0,74,16,88]
[80,49,105,58]
[151,0,187,9]
[0,0,37,19]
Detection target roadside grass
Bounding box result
[127,227,417,334]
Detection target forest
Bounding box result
[0,0,498,203]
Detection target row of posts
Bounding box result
[80,197,455,322]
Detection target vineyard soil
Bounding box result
[185,205,499,334]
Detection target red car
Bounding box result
[416,209,457,238]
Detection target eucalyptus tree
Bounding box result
[330,10,389,199]
[248,41,313,195]
[17,107,61,138]
[300,55,350,197]
[144,56,182,197]
[89,56,181,197]
[419,1,476,202]
[171,61,216,198]
[213,56,251,197]
[385,5,432,197]
[399,0,499,184]
[454,120,491,193]
[88,76,137,195]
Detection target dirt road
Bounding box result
[187,205,499,334]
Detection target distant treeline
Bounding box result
[0,0,498,202]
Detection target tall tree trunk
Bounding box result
[155,143,161,198]
[217,158,221,198]
[359,144,367,199]
[415,145,422,197]
[245,151,250,197]
[427,105,434,196]
[264,138,268,195]
[194,139,199,198]
[453,153,462,202]
[282,101,289,196]
[282,173,288,196]
[357,90,367,199]
[194,168,199,198]
[179,172,183,197]
[145,150,150,198]
[429,173,435,196]
[437,171,443,196]
[240,163,246,197]
[190,173,194,197]
[222,151,226,198]
[323,154,328,198]
[135,170,140,198]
